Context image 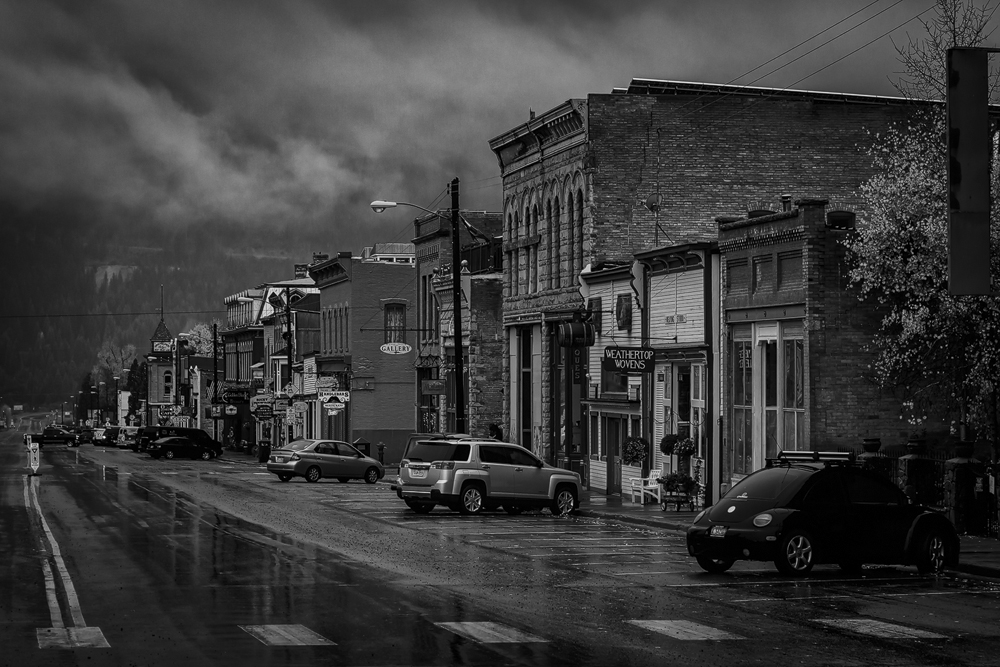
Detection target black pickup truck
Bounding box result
[23,426,78,447]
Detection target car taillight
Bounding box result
[289,453,300,461]
[431,461,456,470]
[753,513,773,527]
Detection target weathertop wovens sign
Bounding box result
[601,347,655,373]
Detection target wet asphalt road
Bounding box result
[4,431,1000,667]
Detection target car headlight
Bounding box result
[753,513,773,527]
[693,509,708,523]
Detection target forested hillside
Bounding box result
[0,204,301,408]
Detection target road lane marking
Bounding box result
[36,627,111,649]
[814,619,947,639]
[732,591,963,603]
[628,619,743,640]
[436,621,549,644]
[24,475,110,648]
[240,624,336,646]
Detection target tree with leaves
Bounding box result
[848,0,1000,457]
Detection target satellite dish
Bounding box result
[643,193,662,213]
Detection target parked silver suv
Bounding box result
[391,437,581,516]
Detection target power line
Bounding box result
[0,309,227,320]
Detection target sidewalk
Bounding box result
[576,488,1000,579]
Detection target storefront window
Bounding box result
[731,333,753,475]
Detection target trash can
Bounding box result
[257,440,271,463]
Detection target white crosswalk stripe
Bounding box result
[628,619,743,640]
[239,624,336,646]
[814,619,947,639]
[435,621,549,644]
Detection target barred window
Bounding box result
[385,303,405,344]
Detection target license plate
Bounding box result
[274,457,285,463]
[410,469,427,479]
[709,525,728,538]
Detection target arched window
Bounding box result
[552,197,562,288]
[512,211,520,296]
[566,193,575,280]
[576,188,585,278]
[545,199,553,290]
[530,204,539,292]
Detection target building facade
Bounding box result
[489,79,925,487]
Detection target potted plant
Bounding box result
[656,471,696,495]
[659,433,680,455]
[622,436,650,475]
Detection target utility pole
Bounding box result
[213,322,219,440]
[450,177,467,433]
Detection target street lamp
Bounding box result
[370,177,466,433]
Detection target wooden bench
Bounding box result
[628,476,662,505]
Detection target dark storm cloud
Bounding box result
[0,0,932,248]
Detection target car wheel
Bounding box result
[278,474,292,482]
[550,486,577,516]
[337,477,349,483]
[364,467,379,484]
[199,450,211,461]
[916,529,952,575]
[696,555,736,573]
[165,450,175,460]
[775,529,815,575]
[305,466,321,483]
[503,505,524,515]
[458,483,485,515]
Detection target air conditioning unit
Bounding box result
[628,385,640,401]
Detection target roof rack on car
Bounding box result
[765,450,857,468]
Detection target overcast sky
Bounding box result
[0,1,965,252]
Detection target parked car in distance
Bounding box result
[686,451,961,576]
[137,426,222,456]
[148,436,217,460]
[96,426,122,447]
[391,437,581,516]
[24,426,78,447]
[267,439,384,484]
[121,426,141,450]
[74,427,94,445]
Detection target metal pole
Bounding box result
[213,323,219,440]
[450,177,467,434]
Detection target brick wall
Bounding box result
[587,93,919,264]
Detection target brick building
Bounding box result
[489,79,928,485]
[308,245,416,462]
[717,197,916,491]
[411,209,504,438]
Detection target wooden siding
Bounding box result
[649,270,704,345]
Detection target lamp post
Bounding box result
[90,385,97,424]
[99,381,106,424]
[371,177,466,433]
[61,401,66,426]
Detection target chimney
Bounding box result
[781,194,792,212]
[311,252,329,265]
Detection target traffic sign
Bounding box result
[27,440,39,475]
[284,383,296,397]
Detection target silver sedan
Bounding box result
[267,439,385,484]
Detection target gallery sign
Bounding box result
[380,342,412,355]
[601,347,655,373]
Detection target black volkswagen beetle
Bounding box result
[687,451,960,576]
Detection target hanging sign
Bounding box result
[330,391,350,402]
[292,401,308,413]
[225,405,238,416]
[601,347,655,373]
[324,400,346,411]
[380,342,412,355]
